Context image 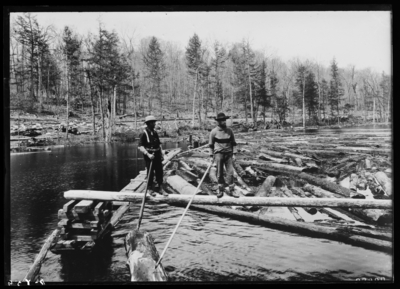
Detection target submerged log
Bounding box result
[189,205,391,253]
[124,229,168,281]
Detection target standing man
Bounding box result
[138,115,168,197]
[209,113,240,198]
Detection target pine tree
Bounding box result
[185,34,204,127]
[294,64,307,121]
[14,13,51,105]
[229,43,248,123]
[320,78,329,120]
[211,41,227,113]
[143,36,166,117]
[242,41,258,124]
[329,58,344,119]
[256,60,270,124]
[268,69,279,121]
[62,26,82,139]
[304,71,319,124]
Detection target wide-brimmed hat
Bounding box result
[144,115,157,123]
[214,112,230,121]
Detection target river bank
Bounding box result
[9,112,391,154]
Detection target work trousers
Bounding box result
[144,152,163,187]
[214,152,234,188]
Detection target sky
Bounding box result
[11,11,392,73]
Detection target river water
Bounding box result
[9,127,392,283]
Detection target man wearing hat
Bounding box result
[209,113,240,198]
[138,115,168,197]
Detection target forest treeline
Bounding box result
[9,13,392,141]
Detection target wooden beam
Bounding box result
[63,190,392,209]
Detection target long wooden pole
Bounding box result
[154,162,213,269]
[136,160,153,230]
[64,190,392,209]
[24,229,60,282]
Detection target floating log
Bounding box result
[374,171,391,196]
[334,146,391,155]
[124,229,168,281]
[260,148,312,161]
[24,229,60,282]
[255,176,276,197]
[178,160,193,171]
[63,190,392,209]
[208,166,218,184]
[162,148,182,164]
[297,172,361,198]
[166,175,203,195]
[232,167,253,194]
[174,170,212,196]
[303,184,339,199]
[237,160,318,175]
[232,160,246,177]
[258,153,288,164]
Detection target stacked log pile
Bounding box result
[52,199,113,252]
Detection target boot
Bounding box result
[212,184,223,198]
[154,183,160,192]
[149,189,157,197]
[229,186,240,198]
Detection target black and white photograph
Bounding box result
[5,6,393,284]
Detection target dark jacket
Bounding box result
[138,128,162,153]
